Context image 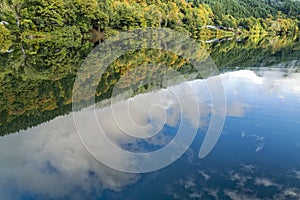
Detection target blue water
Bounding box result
[1,69,300,200]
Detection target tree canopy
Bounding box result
[0,0,299,42]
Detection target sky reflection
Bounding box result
[0,68,300,199]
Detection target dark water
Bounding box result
[0,34,300,200]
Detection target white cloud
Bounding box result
[224,190,260,200]
[221,69,300,101]
[226,101,249,117]
[229,172,251,187]
[273,187,300,200]
[254,177,280,188]
[240,132,264,141]
[189,192,202,199]
[283,188,300,198]
[199,170,211,181]
[241,164,256,173]
[241,132,247,138]
[0,114,140,200]
[255,142,265,152]
[221,70,263,85]
[293,170,300,180]
[179,177,196,189]
[166,176,202,200]
[240,132,265,152]
[166,175,220,200]
[204,188,219,199]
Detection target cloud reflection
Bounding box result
[0,114,140,200]
[0,79,212,199]
[1,68,299,199]
[221,69,300,101]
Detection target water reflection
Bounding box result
[1,34,300,136]
[1,68,300,199]
[222,69,300,105]
[0,114,140,200]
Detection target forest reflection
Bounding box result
[0,33,299,136]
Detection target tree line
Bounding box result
[0,0,299,44]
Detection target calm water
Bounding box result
[0,35,300,199]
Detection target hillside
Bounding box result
[0,0,299,46]
[191,0,300,19]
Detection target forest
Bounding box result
[0,0,300,47]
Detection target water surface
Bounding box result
[0,35,300,199]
